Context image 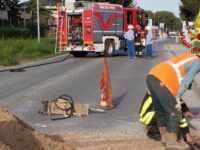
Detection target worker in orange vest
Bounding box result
[146,53,200,150]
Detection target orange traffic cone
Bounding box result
[100,57,114,109]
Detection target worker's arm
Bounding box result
[180,98,196,118]
[180,98,189,112]
[177,60,200,97]
[180,99,196,145]
[181,120,196,145]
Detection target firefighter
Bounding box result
[134,25,143,57]
[139,92,196,145]
[145,53,200,150]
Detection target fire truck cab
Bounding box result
[57,2,148,57]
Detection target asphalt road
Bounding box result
[0,38,199,135]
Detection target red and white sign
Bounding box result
[92,3,123,11]
[181,32,200,52]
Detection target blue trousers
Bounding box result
[127,40,135,57]
[146,44,153,58]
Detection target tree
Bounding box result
[154,11,182,31]
[0,0,19,26]
[28,0,50,26]
[180,0,200,21]
[145,10,154,20]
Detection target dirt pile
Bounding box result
[0,107,165,150]
[1,107,200,150]
[0,108,74,150]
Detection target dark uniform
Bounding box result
[134,28,143,57]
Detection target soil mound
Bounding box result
[0,108,74,150]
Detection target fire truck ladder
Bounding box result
[55,6,67,53]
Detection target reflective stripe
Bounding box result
[166,56,198,84]
[139,96,154,125]
[139,97,153,117]
[176,56,197,67]
[179,118,188,128]
[145,111,155,125]
[180,118,187,123]
[180,122,188,128]
[140,111,155,125]
[148,91,151,95]
[166,61,182,84]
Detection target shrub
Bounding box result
[0,28,31,39]
[0,38,55,66]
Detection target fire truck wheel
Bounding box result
[72,52,88,57]
[105,40,115,57]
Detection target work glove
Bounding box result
[184,111,196,118]
[175,96,182,112]
[186,133,195,145]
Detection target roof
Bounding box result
[40,0,62,6]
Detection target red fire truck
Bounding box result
[57,2,148,57]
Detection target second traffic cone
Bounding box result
[99,57,114,109]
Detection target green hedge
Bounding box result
[0,28,31,39]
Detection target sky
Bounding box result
[137,0,180,18]
[19,0,181,17]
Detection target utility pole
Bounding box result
[24,0,26,28]
[37,0,40,43]
[48,0,52,26]
[49,0,51,24]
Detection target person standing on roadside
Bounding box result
[146,26,153,59]
[124,25,136,59]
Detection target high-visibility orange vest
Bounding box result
[149,53,199,96]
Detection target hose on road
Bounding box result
[0,53,71,73]
[51,95,74,121]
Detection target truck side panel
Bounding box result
[114,12,124,37]
[92,4,124,43]
[93,12,103,43]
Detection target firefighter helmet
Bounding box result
[136,25,141,30]
[146,26,152,31]
[128,25,134,30]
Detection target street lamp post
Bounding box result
[36,0,40,43]
[24,0,26,28]
[48,0,52,26]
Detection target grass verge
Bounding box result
[0,38,56,66]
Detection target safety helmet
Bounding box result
[136,25,141,29]
[146,26,152,31]
[128,25,134,30]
